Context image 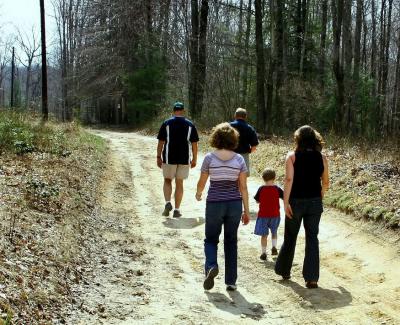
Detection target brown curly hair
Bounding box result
[209,122,239,150]
[294,125,325,152]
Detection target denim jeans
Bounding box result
[204,200,242,285]
[275,197,323,282]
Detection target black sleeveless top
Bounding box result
[290,150,324,199]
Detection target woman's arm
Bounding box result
[196,172,209,201]
[238,172,250,225]
[284,152,295,218]
[321,154,330,198]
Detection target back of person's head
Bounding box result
[234,108,247,119]
[210,122,239,151]
[294,125,324,152]
[173,101,185,112]
[262,168,276,182]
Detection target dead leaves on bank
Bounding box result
[0,142,105,323]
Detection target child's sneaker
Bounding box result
[162,202,173,216]
[259,253,267,260]
[271,247,278,255]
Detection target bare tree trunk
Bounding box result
[299,0,309,75]
[241,0,252,104]
[342,0,353,131]
[319,0,328,88]
[331,0,344,132]
[392,31,400,135]
[255,0,267,133]
[25,61,32,109]
[381,0,392,134]
[295,0,302,71]
[353,0,363,82]
[10,47,15,108]
[197,0,209,119]
[273,0,284,127]
[40,0,48,121]
[361,3,368,72]
[189,0,199,119]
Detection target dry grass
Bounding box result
[0,112,107,323]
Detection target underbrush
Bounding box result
[0,111,107,323]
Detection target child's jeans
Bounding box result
[204,200,242,286]
[275,197,323,281]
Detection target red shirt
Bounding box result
[254,185,283,218]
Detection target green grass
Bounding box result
[0,111,106,156]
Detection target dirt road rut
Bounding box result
[68,130,400,324]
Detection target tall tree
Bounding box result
[353,0,363,82]
[273,0,285,127]
[10,47,15,108]
[40,0,49,120]
[331,0,344,131]
[255,0,267,133]
[319,0,328,88]
[197,0,209,119]
[16,28,40,109]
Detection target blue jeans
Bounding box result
[275,197,323,282]
[204,200,242,285]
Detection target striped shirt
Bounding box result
[201,152,248,202]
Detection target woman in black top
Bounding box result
[275,125,329,288]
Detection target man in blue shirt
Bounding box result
[230,108,259,176]
[157,102,199,218]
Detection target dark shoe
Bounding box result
[259,253,267,261]
[271,247,278,255]
[162,202,173,216]
[226,284,237,291]
[282,275,291,280]
[306,281,318,289]
[203,267,219,290]
[172,209,182,218]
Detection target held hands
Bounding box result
[284,202,293,219]
[241,212,250,225]
[195,191,202,201]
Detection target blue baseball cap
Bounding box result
[173,102,184,110]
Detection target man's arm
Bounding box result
[157,140,165,168]
[191,142,198,168]
[250,126,259,153]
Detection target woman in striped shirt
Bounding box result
[196,123,250,291]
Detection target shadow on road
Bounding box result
[205,290,265,320]
[278,280,352,310]
[162,217,205,229]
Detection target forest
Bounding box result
[0,0,399,138]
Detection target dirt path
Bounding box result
[67,130,400,324]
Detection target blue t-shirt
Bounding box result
[157,116,199,165]
[230,119,259,154]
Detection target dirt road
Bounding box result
[67,130,400,324]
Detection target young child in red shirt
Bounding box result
[254,168,283,260]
